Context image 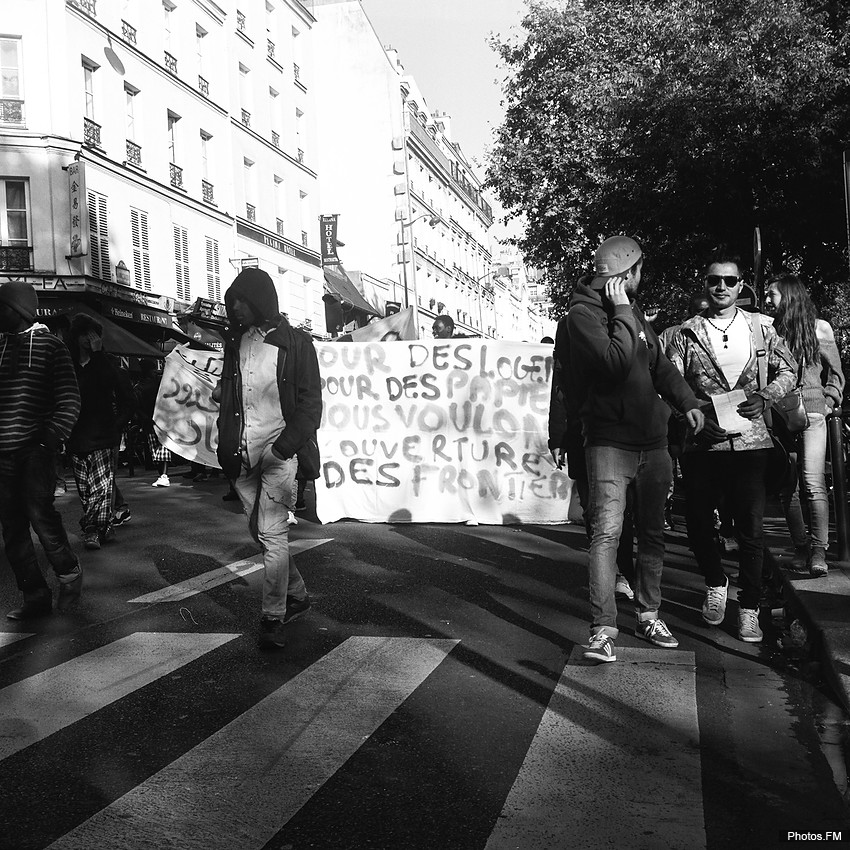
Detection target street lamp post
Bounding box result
[474,265,511,338]
[399,212,440,328]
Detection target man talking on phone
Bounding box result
[563,236,704,663]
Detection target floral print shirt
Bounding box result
[665,310,797,452]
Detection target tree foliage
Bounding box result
[486,0,850,328]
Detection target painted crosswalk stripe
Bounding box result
[0,633,33,648]
[48,636,457,850]
[486,647,705,850]
[128,538,333,604]
[0,632,238,762]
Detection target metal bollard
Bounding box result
[828,413,850,562]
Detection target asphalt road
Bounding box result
[0,467,848,850]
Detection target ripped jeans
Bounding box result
[233,445,304,620]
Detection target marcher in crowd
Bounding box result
[766,273,845,577]
[432,315,455,339]
[565,236,704,664]
[0,281,83,618]
[136,359,171,486]
[666,253,796,643]
[66,314,136,550]
[215,268,322,649]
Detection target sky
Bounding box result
[359,0,528,239]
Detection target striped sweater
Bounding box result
[0,324,80,452]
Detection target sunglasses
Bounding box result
[705,275,740,286]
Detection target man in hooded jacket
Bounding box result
[215,268,322,648]
[563,236,704,664]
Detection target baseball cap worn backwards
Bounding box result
[591,236,642,288]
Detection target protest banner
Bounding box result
[153,345,223,469]
[314,340,577,525]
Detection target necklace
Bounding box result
[704,309,738,348]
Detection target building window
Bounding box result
[82,59,96,120]
[173,224,190,300]
[0,37,24,125]
[239,63,251,122]
[0,179,31,270]
[87,190,110,281]
[243,157,255,219]
[163,1,175,52]
[206,236,220,301]
[125,83,139,141]
[130,208,151,291]
[196,23,207,74]
[167,110,180,163]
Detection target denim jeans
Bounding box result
[680,449,770,610]
[585,446,672,636]
[233,445,304,620]
[780,413,828,550]
[0,445,79,593]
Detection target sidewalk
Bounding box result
[764,504,850,714]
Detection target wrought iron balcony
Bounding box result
[276,218,284,236]
[169,162,183,189]
[164,51,177,74]
[0,246,33,271]
[125,139,142,166]
[267,40,275,60]
[198,75,209,96]
[83,117,101,147]
[246,204,256,222]
[301,230,308,247]
[67,0,96,16]
[121,20,137,43]
[271,131,280,148]
[0,99,24,125]
[202,180,214,204]
[237,10,245,32]
[297,148,304,164]
[241,108,251,128]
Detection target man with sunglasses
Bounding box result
[665,253,796,643]
[564,236,704,664]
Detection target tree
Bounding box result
[486,0,850,327]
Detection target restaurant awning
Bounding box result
[49,302,165,359]
[181,320,225,351]
[323,265,381,318]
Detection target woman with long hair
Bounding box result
[766,273,845,576]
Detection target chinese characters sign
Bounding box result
[67,162,88,258]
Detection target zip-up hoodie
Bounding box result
[216,269,322,479]
[0,324,80,452]
[565,281,699,451]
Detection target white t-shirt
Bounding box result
[702,309,751,389]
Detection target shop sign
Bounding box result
[236,221,321,267]
[67,162,88,258]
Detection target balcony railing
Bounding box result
[236,10,245,32]
[267,40,275,60]
[293,63,300,82]
[301,230,308,247]
[241,108,251,128]
[0,99,24,125]
[198,75,209,96]
[0,246,33,271]
[271,131,280,148]
[67,0,96,16]
[83,117,101,147]
[169,162,183,189]
[246,204,256,222]
[164,51,177,74]
[125,139,142,166]
[121,20,137,43]
[276,218,284,236]
[297,148,304,164]
[202,180,214,204]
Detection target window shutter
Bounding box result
[206,236,220,301]
[87,190,111,280]
[131,208,151,291]
[173,224,190,300]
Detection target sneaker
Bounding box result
[54,481,67,497]
[284,594,312,623]
[100,525,115,544]
[257,616,287,649]
[614,574,634,600]
[112,507,132,526]
[152,474,170,487]
[636,618,679,648]
[720,536,739,554]
[791,544,809,572]
[583,632,616,664]
[57,564,83,612]
[738,607,763,643]
[702,578,728,626]
[82,529,101,550]
[287,510,298,526]
[809,546,828,578]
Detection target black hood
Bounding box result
[224,268,280,326]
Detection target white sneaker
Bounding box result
[738,607,763,643]
[702,578,728,626]
[614,574,634,600]
[583,632,616,664]
[152,474,170,487]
